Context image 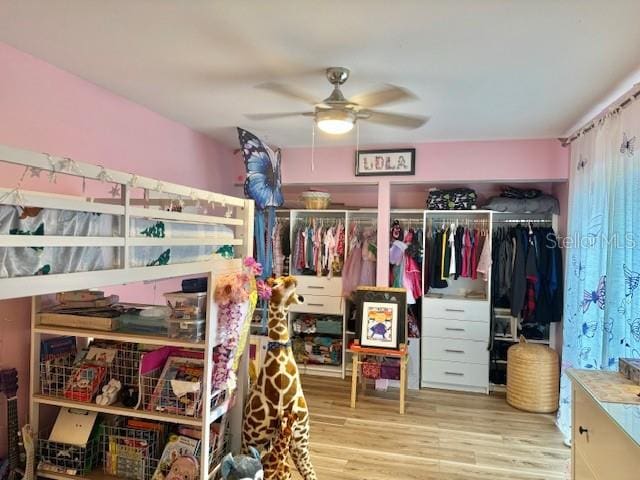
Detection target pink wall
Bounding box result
[273,139,570,283]
[0,41,236,454]
[279,139,569,184]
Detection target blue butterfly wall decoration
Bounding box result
[238,128,283,210]
[237,128,284,281]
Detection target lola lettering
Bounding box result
[363,155,409,171]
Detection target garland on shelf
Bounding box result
[213,257,270,392]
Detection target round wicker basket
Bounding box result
[301,191,331,209]
[506,336,560,413]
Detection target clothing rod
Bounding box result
[494,219,552,224]
[560,82,640,146]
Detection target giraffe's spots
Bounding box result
[286,361,297,376]
[265,377,279,400]
[297,396,307,409]
[282,380,297,406]
[253,408,266,421]
[250,395,264,411]
[265,358,280,377]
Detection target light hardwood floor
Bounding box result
[292,376,569,480]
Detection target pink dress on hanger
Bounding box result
[402,230,422,303]
[342,223,363,296]
[359,227,377,286]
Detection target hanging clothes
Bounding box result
[490,224,562,324]
[342,222,363,296]
[359,226,377,286]
[389,220,423,303]
[292,218,345,277]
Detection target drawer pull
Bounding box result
[445,327,465,332]
[307,303,324,307]
[445,308,465,313]
[444,371,464,376]
[307,286,325,289]
[445,349,465,354]
[579,426,589,441]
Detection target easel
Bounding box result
[348,341,409,415]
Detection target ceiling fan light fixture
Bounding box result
[316,109,355,135]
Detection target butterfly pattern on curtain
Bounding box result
[557,100,640,440]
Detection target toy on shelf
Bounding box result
[95,378,122,406]
[242,276,317,480]
[220,448,262,480]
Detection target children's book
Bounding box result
[41,336,77,361]
[147,356,204,416]
[151,435,200,480]
[85,346,118,365]
[64,363,107,402]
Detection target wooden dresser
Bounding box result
[568,369,640,480]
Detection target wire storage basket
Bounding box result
[39,342,146,402]
[38,434,100,476]
[101,425,163,479]
[506,336,560,413]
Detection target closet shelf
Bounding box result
[33,324,208,350]
[298,364,343,377]
[423,293,488,302]
[493,336,549,345]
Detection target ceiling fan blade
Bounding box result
[350,84,417,108]
[245,112,312,120]
[255,82,320,106]
[361,110,429,129]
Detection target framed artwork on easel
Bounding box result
[354,286,407,350]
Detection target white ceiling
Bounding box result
[1,0,640,148]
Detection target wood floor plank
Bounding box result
[286,375,570,480]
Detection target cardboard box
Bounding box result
[619,358,640,385]
[38,313,119,331]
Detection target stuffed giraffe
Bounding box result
[262,413,296,480]
[242,276,317,480]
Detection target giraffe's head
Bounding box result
[267,276,304,310]
[266,276,303,342]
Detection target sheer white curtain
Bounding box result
[557,96,640,439]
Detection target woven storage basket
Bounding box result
[506,336,559,413]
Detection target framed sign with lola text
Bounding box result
[355,148,415,176]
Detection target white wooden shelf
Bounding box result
[36,469,113,480]
[33,325,208,349]
[0,259,242,300]
[33,394,205,426]
[298,364,343,378]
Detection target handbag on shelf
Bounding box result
[427,188,477,210]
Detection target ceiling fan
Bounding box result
[246,67,429,135]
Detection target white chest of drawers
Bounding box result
[421,296,490,393]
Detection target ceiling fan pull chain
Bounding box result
[356,121,360,153]
[311,121,316,172]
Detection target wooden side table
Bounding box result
[348,342,409,414]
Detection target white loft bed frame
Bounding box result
[0,144,254,480]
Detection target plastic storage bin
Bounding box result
[164,292,207,320]
[316,318,342,335]
[168,318,206,341]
